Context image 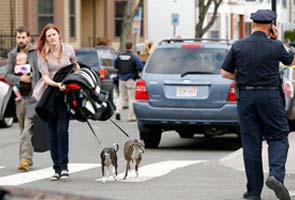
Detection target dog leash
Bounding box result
[109,118,131,139]
[85,119,105,148]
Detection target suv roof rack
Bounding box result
[159,38,231,45]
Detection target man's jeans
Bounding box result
[16,99,25,130]
[16,99,34,165]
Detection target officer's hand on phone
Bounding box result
[269,24,279,40]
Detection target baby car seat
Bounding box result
[63,64,115,122]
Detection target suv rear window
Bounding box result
[76,51,99,68]
[145,48,228,74]
[99,49,115,67]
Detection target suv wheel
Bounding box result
[0,117,14,127]
[137,121,162,148]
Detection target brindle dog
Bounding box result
[123,139,145,180]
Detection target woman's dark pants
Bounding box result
[47,105,70,173]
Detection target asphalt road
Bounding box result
[0,110,294,200]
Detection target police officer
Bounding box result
[114,41,143,122]
[221,9,295,200]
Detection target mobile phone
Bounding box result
[269,24,274,35]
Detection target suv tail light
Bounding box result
[181,43,201,48]
[135,79,149,100]
[99,68,107,80]
[284,81,293,98]
[227,82,237,103]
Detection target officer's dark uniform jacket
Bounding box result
[222,31,294,88]
[114,50,143,81]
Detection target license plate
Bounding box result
[176,86,198,97]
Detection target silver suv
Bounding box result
[134,39,237,148]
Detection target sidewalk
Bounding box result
[220,132,295,174]
[220,132,295,198]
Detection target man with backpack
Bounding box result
[114,41,143,122]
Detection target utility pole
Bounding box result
[271,0,276,23]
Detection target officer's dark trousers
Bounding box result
[237,89,289,196]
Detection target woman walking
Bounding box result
[33,23,78,181]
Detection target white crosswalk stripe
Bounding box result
[0,160,207,185]
[0,166,5,169]
[0,163,100,186]
[95,160,207,183]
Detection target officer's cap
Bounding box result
[250,9,276,24]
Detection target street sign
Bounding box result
[171,13,179,26]
[133,7,142,34]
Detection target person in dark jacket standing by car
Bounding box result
[114,41,143,122]
[5,26,40,172]
[221,10,295,200]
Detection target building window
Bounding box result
[38,0,54,33]
[245,22,252,37]
[69,0,76,37]
[115,1,126,37]
[115,0,144,37]
[282,0,287,7]
[209,15,220,39]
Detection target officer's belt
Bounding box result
[239,86,278,90]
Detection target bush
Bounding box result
[284,30,295,42]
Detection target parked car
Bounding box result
[0,60,15,127]
[134,38,238,148]
[281,66,295,130]
[75,46,118,105]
